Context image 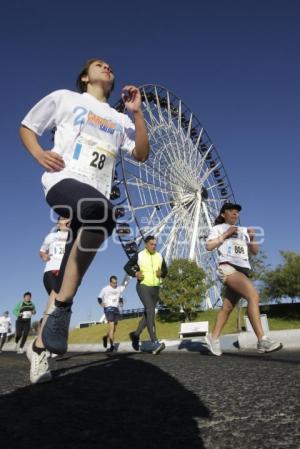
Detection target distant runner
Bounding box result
[124,236,168,354]
[40,217,70,295]
[13,292,36,354]
[0,311,12,353]
[98,276,124,352]
[205,203,282,356]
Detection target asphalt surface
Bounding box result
[0,350,299,449]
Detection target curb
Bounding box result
[237,329,300,350]
[2,329,299,354]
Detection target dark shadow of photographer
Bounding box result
[0,354,211,449]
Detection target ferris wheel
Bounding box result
[111,85,237,308]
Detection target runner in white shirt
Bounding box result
[205,203,282,356]
[0,311,12,353]
[40,217,70,295]
[20,58,149,383]
[98,275,125,352]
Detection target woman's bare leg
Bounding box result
[211,292,238,339]
[225,272,264,340]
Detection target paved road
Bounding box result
[0,350,299,449]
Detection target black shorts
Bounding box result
[43,271,60,295]
[104,307,120,323]
[46,178,115,235]
[46,178,116,292]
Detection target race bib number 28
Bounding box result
[69,133,116,196]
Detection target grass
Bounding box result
[68,303,300,343]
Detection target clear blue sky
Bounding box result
[1,0,299,327]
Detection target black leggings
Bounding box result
[135,284,160,342]
[46,178,116,293]
[15,320,31,348]
[43,271,60,295]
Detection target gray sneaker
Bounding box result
[205,334,223,356]
[257,336,283,353]
[152,342,166,355]
[26,340,52,384]
[42,305,72,355]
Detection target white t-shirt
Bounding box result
[207,224,251,269]
[0,316,11,333]
[98,285,125,308]
[40,230,69,272]
[22,90,136,197]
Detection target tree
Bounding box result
[249,250,270,282]
[261,251,300,303]
[160,258,207,322]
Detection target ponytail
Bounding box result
[214,215,225,225]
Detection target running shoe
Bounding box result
[26,340,52,384]
[205,334,223,356]
[108,345,115,353]
[42,304,72,355]
[129,331,140,351]
[152,342,166,355]
[257,336,283,353]
[102,335,108,348]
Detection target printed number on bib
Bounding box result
[53,243,65,257]
[90,152,106,170]
[231,239,248,260]
[222,238,248,260]
[69,133,116,196]
[234,243,246,257]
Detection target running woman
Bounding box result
[124,236,168,354]
[13,292,36,354]
[20,58,149,383]
[205,203,282,355]
[40,217,70,295]
[0,311,12,353]
[98,275,124,352]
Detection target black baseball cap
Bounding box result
[220,202,242,213]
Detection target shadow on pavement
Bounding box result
[178,339,210,354]
[0,354,211,449]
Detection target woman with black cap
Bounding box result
[205,203,282,356]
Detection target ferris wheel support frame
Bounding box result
[188,191,202,261]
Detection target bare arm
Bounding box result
[247,228,259,255]
[40,250,50,262]
[19,126,65,171]
[122,86,149,162]
[206,226,238,251]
